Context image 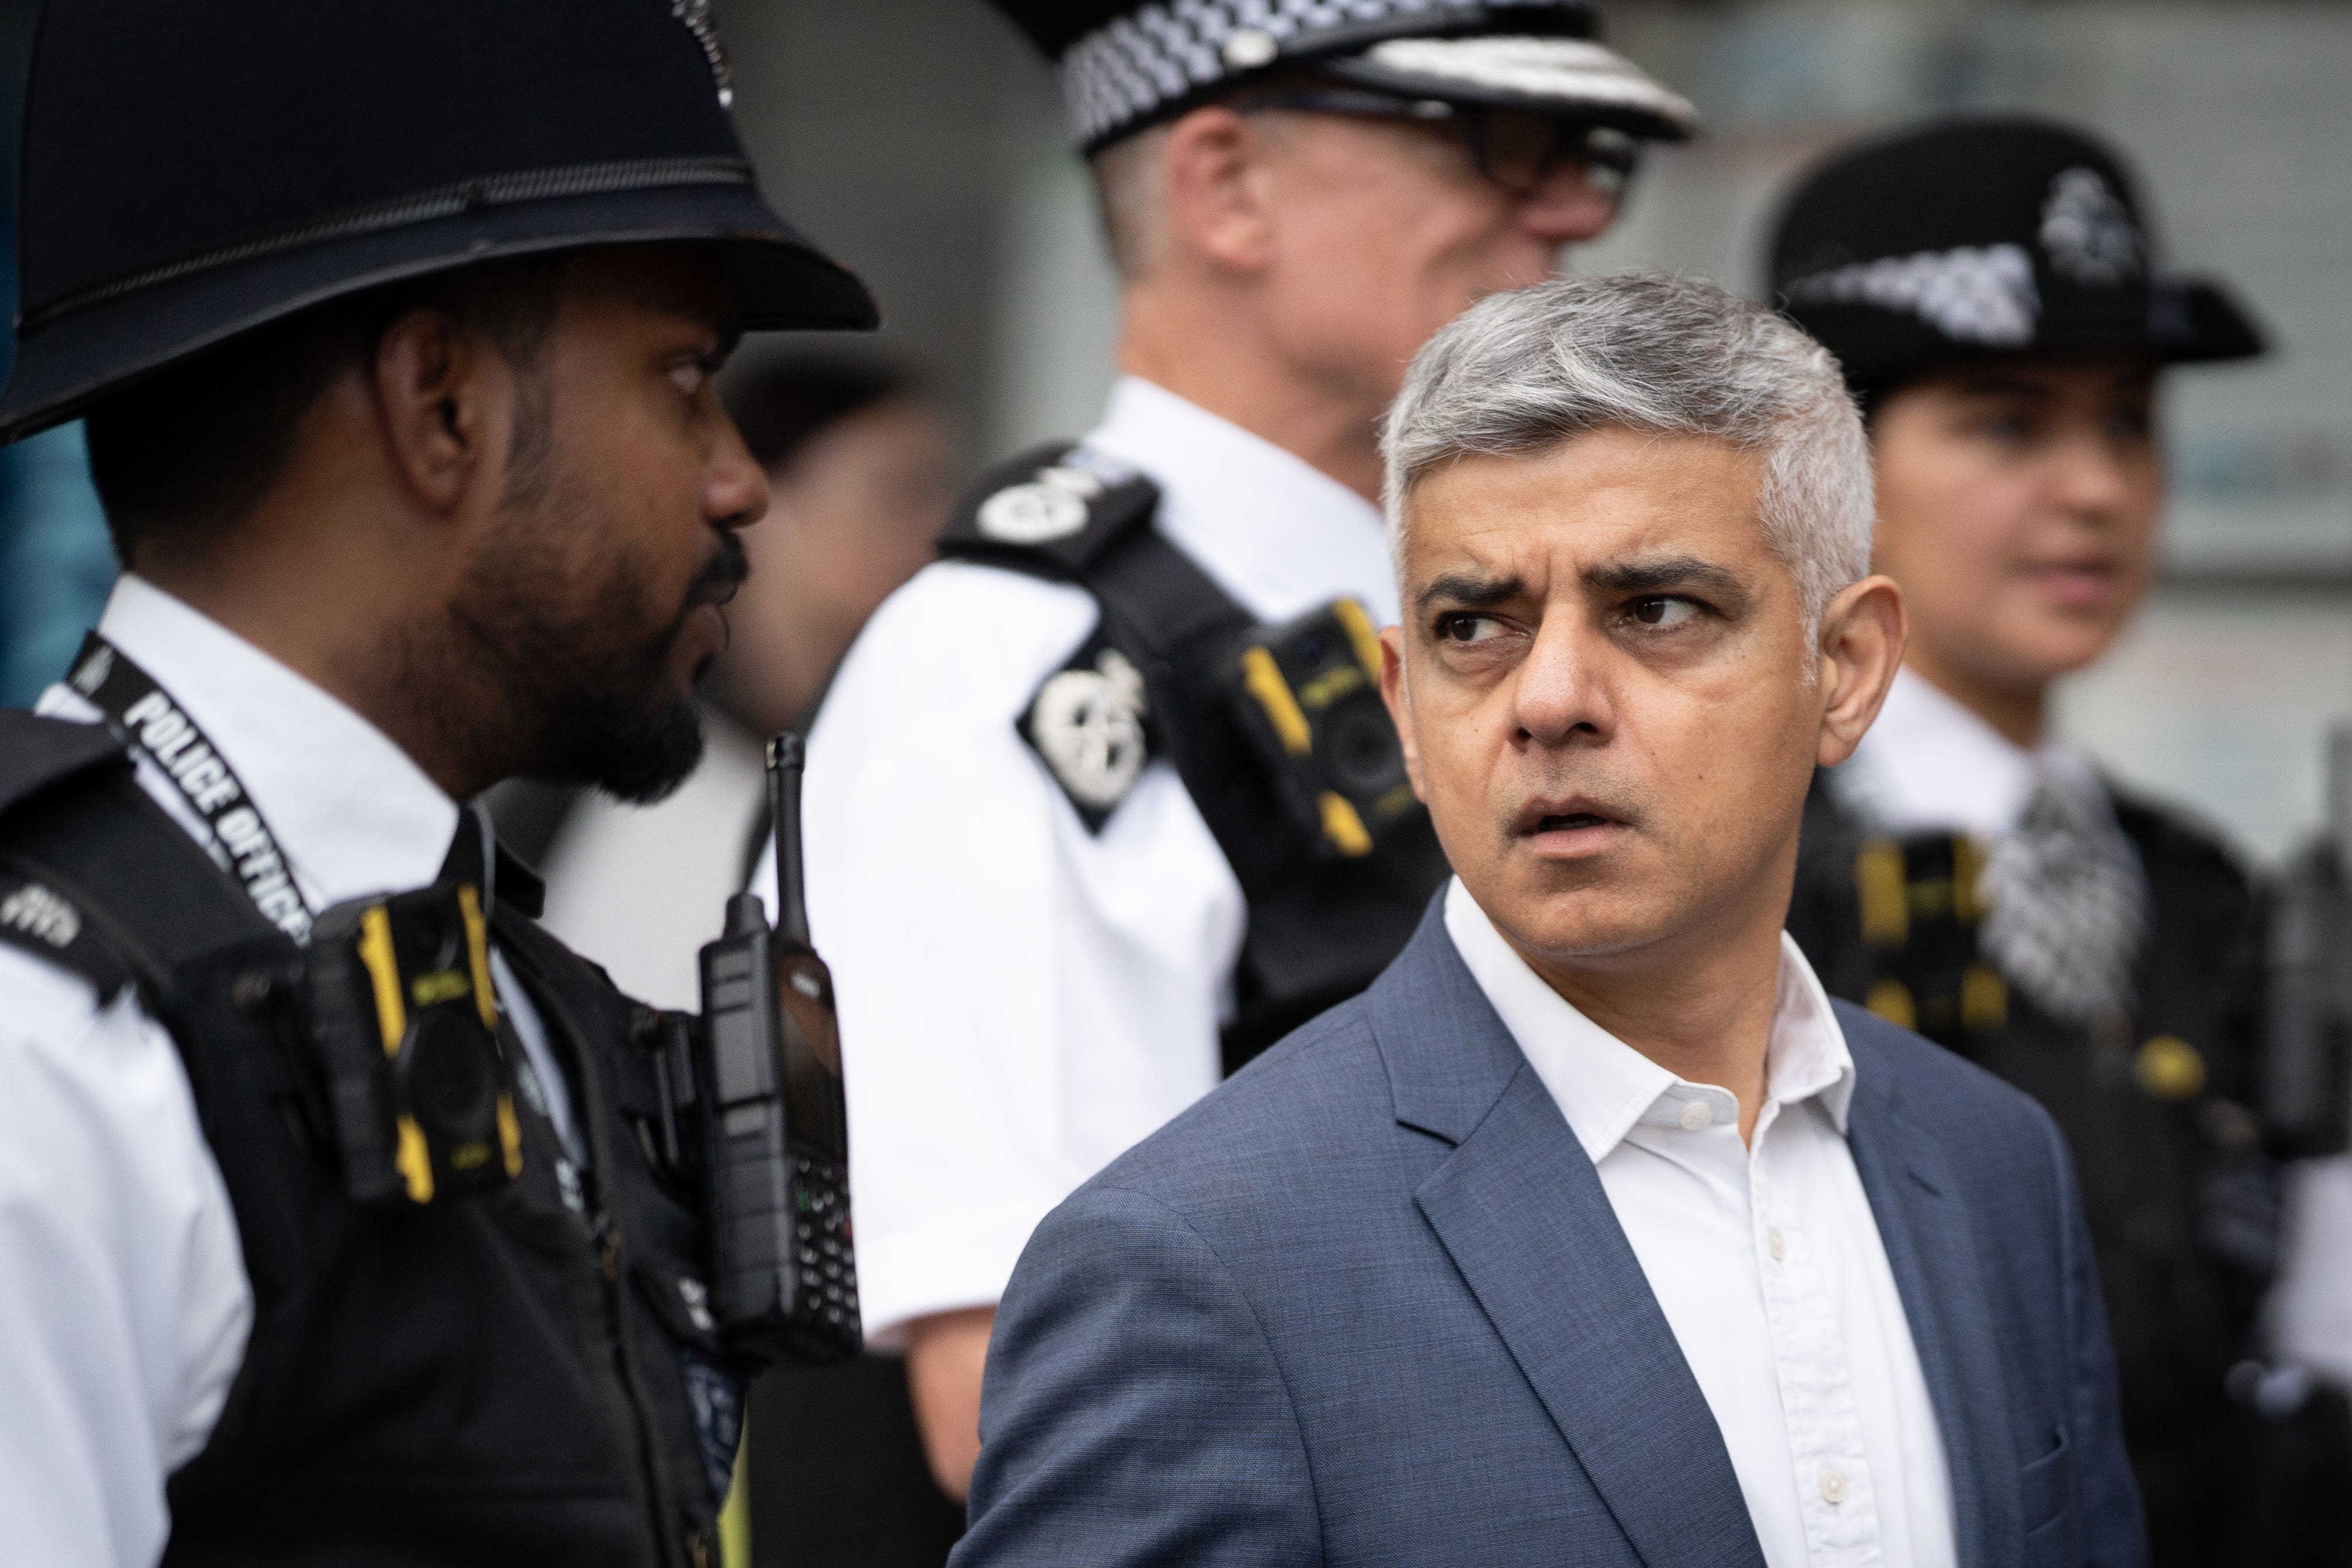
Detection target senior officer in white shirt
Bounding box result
[756,0,1695,1500]
[954,274,2143,1568]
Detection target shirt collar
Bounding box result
[1082,376,1399,626]
[72,574,461,914]
[1442,877,1857,1162]
[1833,666,2099,840]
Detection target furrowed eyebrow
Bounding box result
[1415,572,1525,613]
[1582,555,1748,606]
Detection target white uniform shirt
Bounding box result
[0,574,573,1566]
[1444,879,1959,1568]
[1833,666,2101,841]
[772,376,1396,1342]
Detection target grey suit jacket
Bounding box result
[951,901,2146,1568]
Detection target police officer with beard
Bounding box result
[1772,117,2350,1563]
[0,3,875,1563]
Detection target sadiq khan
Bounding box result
[950,275,2143,1568]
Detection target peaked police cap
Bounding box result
[0,0,879,444]
[990,0,1695,152]
[1766,115,2262,403]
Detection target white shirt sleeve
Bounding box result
[0,951,252,1568]
[2271,1154,2352,1392]
[756,561,1242,1342]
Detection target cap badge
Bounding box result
[671,0,735,110]
[1028,649,1150,813]
[1222,29,1280,71]
[2039,167,2142,288]
[1785,243,2039,348]
[977,464,1105,545]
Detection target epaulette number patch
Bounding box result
[1019,641,1153,830]
[0,868,133,999]
[977,465,1105,545]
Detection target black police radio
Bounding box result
[635,735,862,1365]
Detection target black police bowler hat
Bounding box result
[1766,115,2263,403]
[0,0,879,445]
[990,0,1694,152]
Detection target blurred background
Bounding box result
[704,0,2351,869]
[1,0,2342,860]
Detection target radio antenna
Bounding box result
[768,733,811,945]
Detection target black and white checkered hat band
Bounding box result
[1064,0,1528,148]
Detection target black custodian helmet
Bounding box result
[0,0,879,445]
[1767,115,2264,407]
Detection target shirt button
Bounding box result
[1819,1468,1849,1504]
[1769,1227,1786,1261]
[1678,1100,1713,1131]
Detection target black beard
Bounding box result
[443,489,747,807]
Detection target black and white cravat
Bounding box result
[1975,764,2147,1025]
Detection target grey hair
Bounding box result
[1088,124,1174,282]
[1381,273,1874,627]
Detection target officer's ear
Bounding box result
[1379,622,1427,804]
[1814,572,1906,769]
[368,306,512,516]
[1158,104,1279,275]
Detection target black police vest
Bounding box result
[936,443,1450,1073]
[0,711,736,1568]
[1783,774,2315,1566]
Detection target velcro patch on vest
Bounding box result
[1018,635,1155,832]
[0,867,134,999]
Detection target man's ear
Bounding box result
[1814,573,1906,769]
[369,307,512,515]
[1159,104,1278,276]
[1378,623,1427,803]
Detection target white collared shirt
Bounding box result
[1833,666,2102,841]
[1443,879,1958,1568]
[0,574,569,1567]
[770,376,1394,1342]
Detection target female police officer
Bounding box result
[1772,116,2344,1564]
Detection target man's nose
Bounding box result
[1515,162,1620,247]
[707,417,771,534]
[1511,613,1615,746]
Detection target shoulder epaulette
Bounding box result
[0,715,150,1000]
[935,440,1162,581]
[0,708,132,819]
[929,441,1170,832]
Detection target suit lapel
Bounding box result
[1839,1003,2025,1568]
[1368,907,1765,1568]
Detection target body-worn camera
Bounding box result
[305,880,523,1206]
[1226,597,1420,860]
[635,736,861,1366]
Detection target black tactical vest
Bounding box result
[936,443,1450,1072]
[0,711,737,1568]
[1782,774,2349,1567]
